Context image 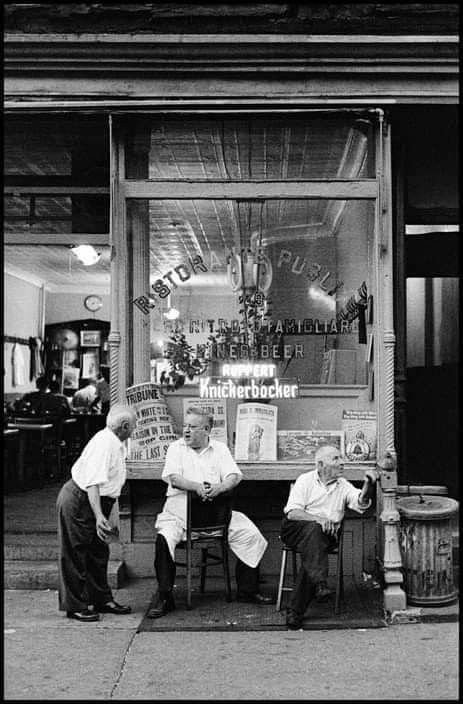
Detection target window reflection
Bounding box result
[130,198,374,387]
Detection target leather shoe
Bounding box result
[315,582,335,602]
[147,594,176,619]
[67,609,100,622]
[236,592,274,605]
[96,601,131,615]
[286,609,303,630]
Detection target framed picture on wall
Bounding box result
[62,366,80,391]
[80,330,101,347]
[82,350,99,379]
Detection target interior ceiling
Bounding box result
[4,117,370,291]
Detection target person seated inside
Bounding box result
[49,380,72,416]
[15,375,67,417]
[95,368,110,416]
[281,445,378,630]
[71,378,99,413]
[148,406,273,619]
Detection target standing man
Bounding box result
[56,404,137,622]
[281,445,378,629]
[149,406,273,618]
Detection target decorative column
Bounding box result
[109,115,128,404]
[129,200,151,384]
[375,113,407,612]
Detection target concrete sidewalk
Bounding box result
[3,580,459,700]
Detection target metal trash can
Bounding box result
[397,495,459,606]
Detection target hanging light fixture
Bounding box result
[70,245,101,266]
[163,293,180,320]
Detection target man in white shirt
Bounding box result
[148,407,273,618]
[281,445,378,629]
[56,404,137,622]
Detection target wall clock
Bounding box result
[84,294,103,312]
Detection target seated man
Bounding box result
[281,445,378,630]
[149,406,273,618]
[16,375,66,417]
[71,378,98,413]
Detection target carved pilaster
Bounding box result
[108,331,121,405]
[383,330,396,454]
[378,453,407,612]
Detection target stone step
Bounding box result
[3,560,126,590]
[4,533,59,561]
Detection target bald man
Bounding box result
[281,445,378,629]
[56,404,137,622]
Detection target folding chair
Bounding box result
[175,490,233,609]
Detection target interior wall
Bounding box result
[45,292,110,325]
[3,272,43,396]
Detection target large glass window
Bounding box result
[129,197,374,387]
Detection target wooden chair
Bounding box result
[275,523,345,614]
[175,490,233,609]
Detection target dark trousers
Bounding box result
[56,479,115,612]
[154,534,260,596]
[280,517,338,615]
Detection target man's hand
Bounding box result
[359,469,379,506]
[194,483,210,501]
[318,518,341,536]
[96,515,113,542]
[364,469,379,484]
[203,482,223,500]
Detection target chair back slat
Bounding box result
[187,491,233,534]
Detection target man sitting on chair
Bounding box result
[149,406,273,618]
[281,445,378,630]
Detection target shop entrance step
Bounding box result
[4,559,126,590]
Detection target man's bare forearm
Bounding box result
[286,508,322,522]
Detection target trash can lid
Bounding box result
[397,496,459,520]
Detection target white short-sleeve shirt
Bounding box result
[284,469,370,521]
[161,438,242,521]
[71,427,127,498]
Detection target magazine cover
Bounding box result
[278,430,345,461]
[234,403,278,461]
[126,382,178,462]
[342,409,377,461]
[183,398,228,445]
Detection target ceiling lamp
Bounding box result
[164,307,180,320]
[70,245,101,266]
[162,293,180,320]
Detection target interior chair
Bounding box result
[11,413,67,482]
[275,523,344,614]
[174,490,233,609]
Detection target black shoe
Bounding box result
[96,601,131,615]
[67,609,100,622]
[236,592,274,605]
[147,594,176,619]
[286,609,303,630]
[315,582,335,602]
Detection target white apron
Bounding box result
[155,495,267,568]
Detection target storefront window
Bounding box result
[129,198,374,388]
[125,115,375,180]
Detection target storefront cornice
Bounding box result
[4,33,458,71]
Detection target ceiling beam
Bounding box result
[4,186,109,195]
[4,233,109,245]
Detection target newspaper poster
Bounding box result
[342,409,377,461]
[234,403,278,461]
[183,398,228,445]
[278,430,345,461]
[126,382,178,462]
